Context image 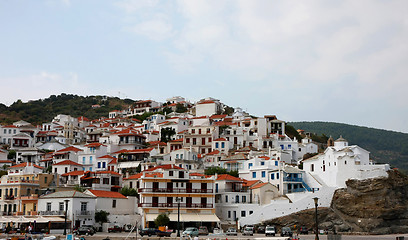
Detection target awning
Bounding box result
[146,213,219,223]
[0,216,66,223]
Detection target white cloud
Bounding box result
[126,18,174,41]
[0,71,86,105]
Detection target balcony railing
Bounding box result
[138,203,213,208]
[76,210,94,216]
[39,210,65,216]
[138,188,213,193]
[283,177,303,182]
[4,195,15,200]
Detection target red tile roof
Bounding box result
[124,173,143,180]
[259,156,271,160]
[210,114,227,119]
[61,170,85,177]
[87,189,127,199]
[85,143,106,147]
[0,160,13,164]
[145,164,184,172]
[170,138,183,142]
[250,182,269,189]
[206,150,220,155]
[198,100,215,104]
[242,180,260,187]
[56,146,83,153]
[147,141,167,146]
[9,162,43,169]
[216,174,242,182]
[53,160,82,166]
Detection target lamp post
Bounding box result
[175,197,181,237]
[313,197,319,240]
[63,199,70,235]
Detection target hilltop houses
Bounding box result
[0,96,390,233]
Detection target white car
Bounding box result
[265,226,276,236]
[242,226,254,236]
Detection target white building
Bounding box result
[195,98,222,117]
[38,190,96,231]
[302,136,390,188]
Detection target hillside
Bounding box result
[290,121,408,173]
[264,170,408,234]
[0,94,135,124]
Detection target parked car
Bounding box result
[242,226,254,236]
[198,226,209,235]
[140,228,157,237]
[225,227,238,236]
[299,226,309,234]
[74,226,95,236]
[281,227,293,237]
[265,226,276,236]
[257,226,265,233]
[156,229,172,237]
[108,225,123,233]
[182,227,199,237]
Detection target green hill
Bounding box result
[289,121,408,173]
[0,93,135,124]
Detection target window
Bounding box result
[180,154,183,159]
[59,202,64,211]
[271,173,275,180]
[97,162,101,168]
[242,196,246,203]
[199,129,202,134]
[192,138,196,145]
[249,211,253,215]
[275,161,278,166]
[44,177,48,183]
[186,138,190,143]
[228,211,231,218]
[345,161,347,165]
[47,202,51,211]
[90,156,93,164]
[248,163,253,169]
[112,200,117,208]
[221,142,225,148]
[288,144,291,149]
[169,171,173,176]
[176,154,179,159]
[261,161,265,166]
[215,143,219,148]
[215,183,218,193]
[81,202,87,211]
[252,172,256,178]
[277,173,279,179]
[192,129,195,134]
[235,195,239,203]
[241,211,246,217]
[103,178,109,184]
[207,128,210,133]
[262,171,266,178]
[225,196,228,203]
[311,164,314,172]
[65,167,68,173]
[82,157,85,164]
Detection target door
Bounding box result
[153,182,159,192]
[201,197,207,208]
[167,197,173,207]
[152,197,158,207]
[186,182,192,193]
[201,183,207,193]
[186,197,192,208]
[167,182,173,192]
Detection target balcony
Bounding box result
[138,203,213,208]
[4,195,15,200]
[76,210,94,216]
[138,188,213,193]
[283,177,303,182]
[38,210,65,216]
[6,179,39,184]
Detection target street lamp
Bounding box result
[175,197,181,237]
[313,197,319,240]
[63,199,70,235]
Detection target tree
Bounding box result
[95,210,110,226]
[205,167,228,175]
[222,106,234,115]
[161,127,176,142]
[175,103,187,113]
[120,186,139,197]
[74,185,85,192]
[7,150,16,160]
[154,213,170,227]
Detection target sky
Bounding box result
[0,0,407,133]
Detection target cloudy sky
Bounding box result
[1,0,407,133]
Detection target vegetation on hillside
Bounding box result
[0,93,135,124]
[290,121,408,173]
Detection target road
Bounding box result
[91,232,408,240]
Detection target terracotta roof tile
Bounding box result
[87,189,127,199]
[9,162,43,169]
[53,160,82,166]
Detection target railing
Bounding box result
[4,195,15,200]
[76,210,94,216]
[38,210,65,216]
[283,177,303,182]
[119,140,142,144]
[138,203,213,208]
[138,188,213,193]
